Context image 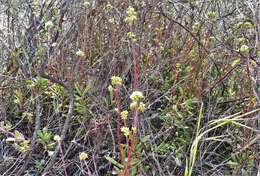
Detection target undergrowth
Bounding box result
[0,0,259,175]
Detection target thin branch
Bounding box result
[157,6,208,52]
[16,89,42,176]
[42,89,74,174]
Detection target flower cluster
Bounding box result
[239,45,249,54]
[76,49,86,58]
[237,21,254,30]
[207,11,216,19]
[84,1,90,7]
[130,91,144,102]
[130,91,145,112]
[125,6,137,26]
[79,152,88,161]
[120,110,128,120]
[130,101,138,111]
[127,32,137,42]
[139,102,145,113]
[106,3,113,10]
[121,127,130,136]
[111,76,123,87]
[45,21,54,29]
[53,135,61,143]
[5,130,30,154]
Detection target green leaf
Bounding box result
[105,156,124,169]
[226,160,238,167]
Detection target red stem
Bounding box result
[123,118,131,176]
[114,87,122,160]
[131,43,139,89]
[125,108,139,176]
[125,29,140,175]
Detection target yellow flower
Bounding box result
[14,130,25,141]
[111,76,123,87]
[207,11,216,19]
[53,135,61,142]
[120,111,129,120]
[79,152,88,161]
[139,102,145,113]
[127,32,135,38]
[130,91,144,102]
[121,127,130,136]
[127,32,137,42]
[131,127,137,133]
[76,49,86,58]
[239,45,249,54]
[106,3,113,10]
[45,21,54,29]
[125,6,137,26]
[130,101,138,111]
[84,1,90,7]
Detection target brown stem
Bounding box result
[243,59,254,145]
[60,143,68,176]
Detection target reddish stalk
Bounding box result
[113,87,122,160]
[131,43,139,89]
[125,29,140,175]
[125,108,139,176]
[123,118,130,176]
[122,13,141,173]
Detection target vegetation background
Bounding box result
[0,0,259,175]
